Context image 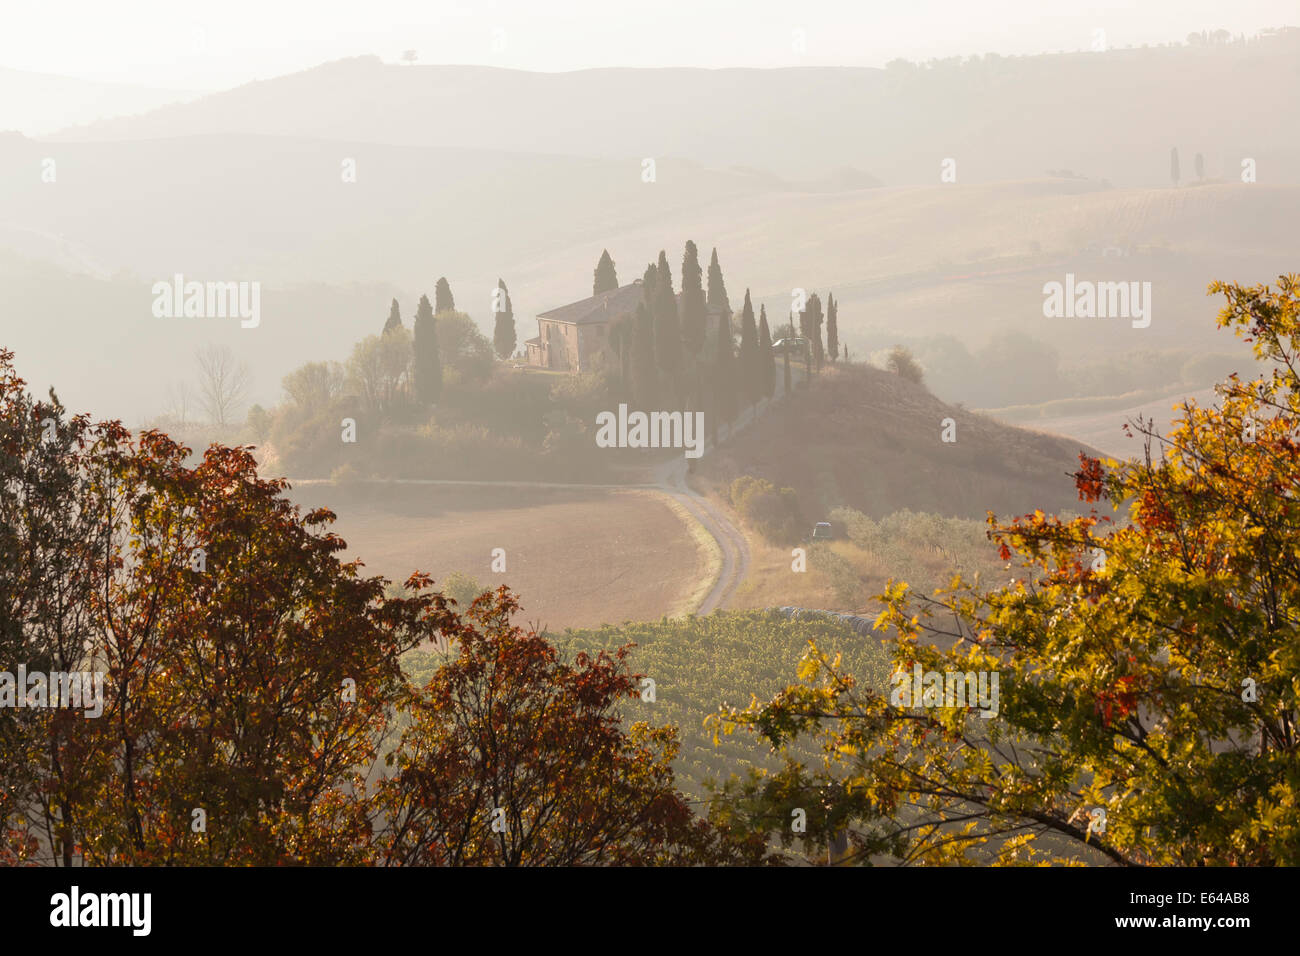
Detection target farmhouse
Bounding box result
[525,280,725,372]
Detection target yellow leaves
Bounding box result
[796,652,820,684]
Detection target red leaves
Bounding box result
[1094,675,1139,728]
[1074,454,1106,503]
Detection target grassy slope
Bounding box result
[699,363,1098,522]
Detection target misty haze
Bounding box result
[2,1,1298,891]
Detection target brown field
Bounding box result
[286,481,708,631]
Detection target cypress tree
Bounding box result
[826,293,839,364]
[758,305,775,400]
[383,298,403,334]
[630,301,658,409]
[653,252,682,398]
[642,261,658,303]
[680,240,707,358]
[492,278,516,359]
[713,310,736,437]
[434,277,455,314]
[738,289,760,415]
[706,247,731,319]
[594,249,619,295]
[800,293,825,371]
[1170,147,1180,186]
[656,249,673,292]
[610,314,633,398]
[413,293,442,404]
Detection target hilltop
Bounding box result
[46,37,1300,187]
[697,362,1098,522]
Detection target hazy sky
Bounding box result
[4,0,1296,89]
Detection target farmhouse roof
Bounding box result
[538,280,725,326]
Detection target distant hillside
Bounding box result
[994,386,1221,459]
[697,363,1099,521]
[0,67,199,136]
[46,37,1300,187]
[2,142,1291,423]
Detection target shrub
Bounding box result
[441,570,484,609]
[886,345,925,385]
[729,475,803,544]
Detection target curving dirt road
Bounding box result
[651,456,750,615]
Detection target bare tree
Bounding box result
[162,380,193,425]
[195,344,251,426]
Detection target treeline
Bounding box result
[592,243,843,442]
[260,248,847,477]
[261,275,599,480]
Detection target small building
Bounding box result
[526,279,725,372]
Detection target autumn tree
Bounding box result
[281,361,345,411]
[2,347,759,866]
[376,587,736,865]
[347,328,413,416]
[711,275,1300,866]
[0,358,112,864]
[0,355,457,864]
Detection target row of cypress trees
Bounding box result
[794,291,840,371]
[598,244,780,442]
[381,275,519,406]
[600,244,848,440]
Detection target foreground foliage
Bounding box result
[0,349,752,865]
[711,276,1300,865]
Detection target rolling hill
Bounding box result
[46,37,1300,187]
[697,362,1100,521]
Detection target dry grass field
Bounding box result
[286,482,710,630]
[698,363,1098,521]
